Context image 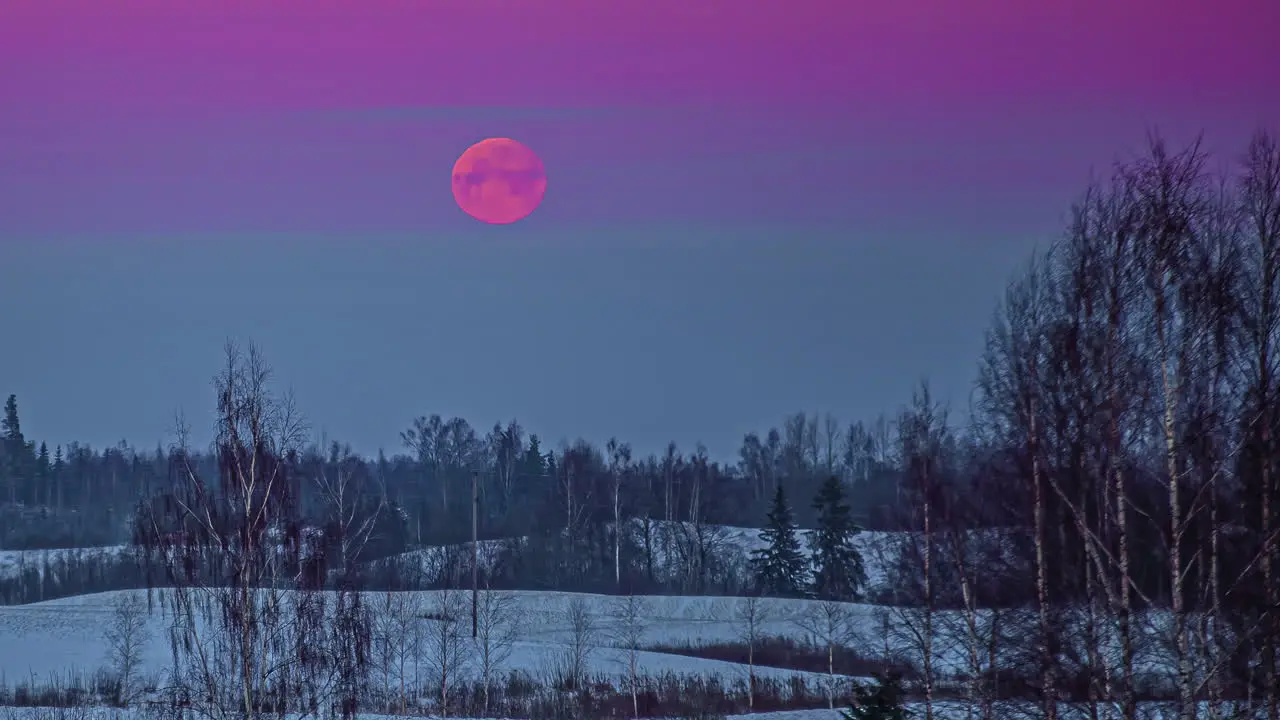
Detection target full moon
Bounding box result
[451,137,547,225]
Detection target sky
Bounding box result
[1,0,1278,462]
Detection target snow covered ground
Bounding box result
[0,547,132,582]
[0,525,1206,718]
[0,587,1250,720]
[374,520,900,593]
[0,590,869,686]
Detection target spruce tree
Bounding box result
[841,672,909,720]
[808,475,869,600]
[1,395,21,445]
[751,484,809,596]
[36,442,51,506]
[2,394,30,504]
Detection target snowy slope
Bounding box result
[0,590,868,685]
[0,546,133,582]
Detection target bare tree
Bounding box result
[795,600,858,708]
[822,413,842,477]
[607,438,632,590]
[976,256,1074,720]
[662,442,679,523]
[372,590,425,714]
[103,592,151,707]
[731,594,770,711]
[312,442,385,576]
[134,342,361,720]
[487,420,524,517]
[610,594,651,719]
[674,455,732,594]
[1129,134,1212,720]
[1237,129,1280,720]
[474,588,520,716]
[894,384,947,720]
[872,605,897,675]
[401,414,446,524]
[559,596,598,692]
[425,587,470,718]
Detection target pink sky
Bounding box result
[3,0,1275,113]
[0,0,1276,238]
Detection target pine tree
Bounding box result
[522,434,546,477]
[2,394,31,504]
[751,484,809,596]
[808,475,869,600]
[841,672,909,720]
[1,395,21,445]
[36,442,51,507]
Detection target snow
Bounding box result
[373,521,899,593]
[0,525,1235,718]
[0,547,132,582]
[0,590,867,686]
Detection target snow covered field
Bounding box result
[374,521,899,593]
[0,547,132,582]
[0,527,1217,719]
[0,590,869,686]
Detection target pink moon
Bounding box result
[451,137,547,225]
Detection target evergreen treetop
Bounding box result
[750,484,809,597]
[808,474,868,601]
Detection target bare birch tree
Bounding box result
[425,587,470,718]
[312,442,385,576]
[474,588,520,716]
[559,596,598,692]
[1236,129,1280,720]
[610,594,651,718]
[795,600,859,708]
[372,590,425,714]
[103,592,151,707]
[134,342,365,720]
[894,383,948,720]
[607,438,632,590]
[730,594,770,711]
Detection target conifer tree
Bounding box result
[36,442,51,506]
[841,672,910,720]
[2,394,31,504]
[1,395,21,445]
[808,475,868,600]
[751,484,809,596]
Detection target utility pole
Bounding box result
[471,469,479,639]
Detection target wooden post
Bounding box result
[472,469,479,638]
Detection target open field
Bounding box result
[0,589,869,684]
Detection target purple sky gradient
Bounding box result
[3,0,1275,110]
[1,0,1277,457]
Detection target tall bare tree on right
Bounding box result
[1236,129,1280,720]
